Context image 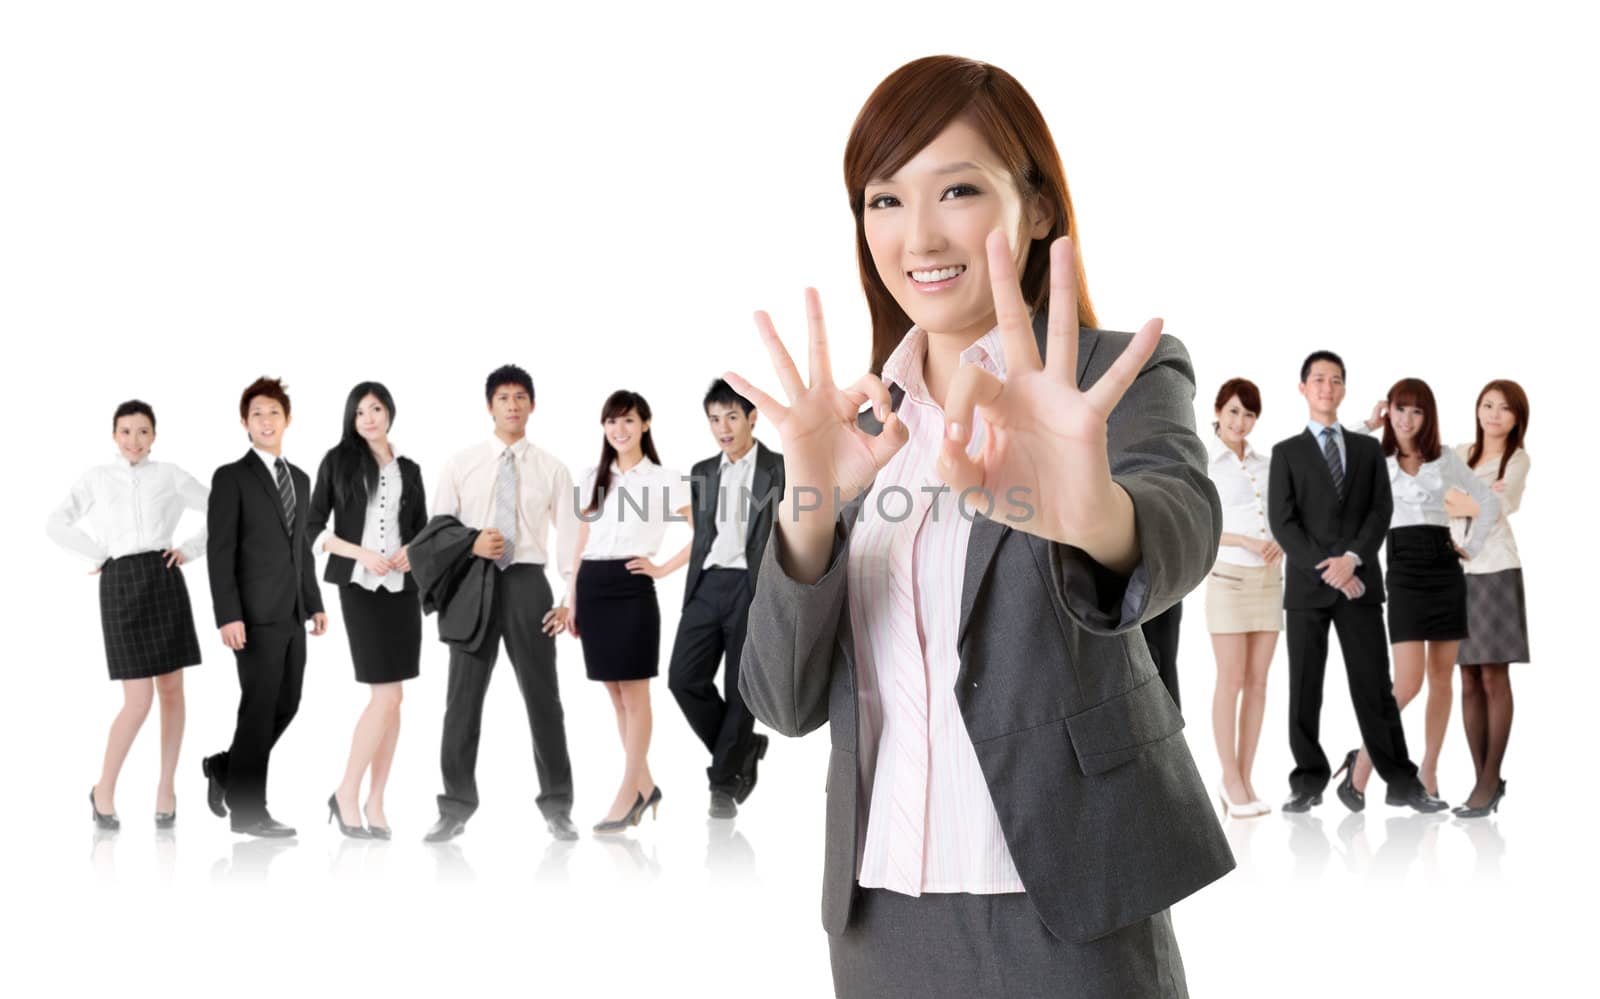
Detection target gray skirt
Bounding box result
[1457,568,1530,665]
[828,889,1187,998]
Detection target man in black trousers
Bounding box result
[203,377,327,837]
[667,380,784,818]
[1268,351,1444,814]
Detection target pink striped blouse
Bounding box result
[847,325,1025,896]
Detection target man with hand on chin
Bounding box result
[1268,351,1445,814]
[202,377,327,838]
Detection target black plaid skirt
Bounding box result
[1457,568,1530,665]
[98,551,202,680]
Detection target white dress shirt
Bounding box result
[1451,446,1529,575]
[1208,436,1274,567]
[353,459,405,593]
[433,436,579,596]
[1388,448,1500,559]
[703,444,758,570]
[578,457,690,560]
[48,457,208,566]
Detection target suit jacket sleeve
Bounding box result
[307,451,335,547]
[1044,333,1221,635]
[404,460,429,540]
[297,468,324,617]
[1268,445,1324,568]
[207,465,243,627]
[1347,439,1392,562]
[739,523,849,738]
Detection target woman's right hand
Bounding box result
[1364,399,1388,432]
[725,289,910,576]
[1255,538,1285,566]
[358,548,392,576]
[1443,488,1479,519]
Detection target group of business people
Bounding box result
[52,368,785,843]
[1202,356,1530,825]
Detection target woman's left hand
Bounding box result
[391,546,411,573]
[163,548,186,568]
[1443,488,1479,519]
[938,233,1159,569]
[625,557,664,578]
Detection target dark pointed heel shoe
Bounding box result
[641,786,663,823]
[1452,779,1507,818]
[327,793,372,839]
[89,787,120,831]
[593,794,645,834]
[155,805,176,829]
[1333,749,1366,812]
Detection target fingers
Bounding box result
[723,370,789,425]
[754,310,807,403]
[937,363,1005,499]
[1044,237,1079,383]
[164,550,180,568]
[1315,558,1331,569]
[1084,317,1162,415]
[865,410,911,470]
[986,230,1042,375]
[844,373,894,422]
[804,287,834,388]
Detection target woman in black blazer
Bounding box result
[307,381,427,839]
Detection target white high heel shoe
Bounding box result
[1217,783,1267,819]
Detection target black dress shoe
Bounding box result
[200,755,227,818]
[708,789,738,820]
[1386,782,1449,813]
[423,814,467,843]
[734,734,769,805]
[1282,790,1323,813]
[1333,749,1365,813]
[547,813,580,841]
[1451,779,1506,819]
[89,787,120,831]
[231,816,297,838]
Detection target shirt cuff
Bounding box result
[1344,550,1363,567]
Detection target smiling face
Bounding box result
[604,408,647,462]
[1215,395,1258,449]
[1299,360,1346,424]
[861,117,1050,343]
[1477,389,1516,442]
[353,393,390,444]
[242,395,290,454]
[487,382,533,443]
[113,413,155,464]
[1387,400,1426,447]
[706,401,756,460]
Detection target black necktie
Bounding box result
[274,457,296,528]
[1322,428,1345,497]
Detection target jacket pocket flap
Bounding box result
[1064,675,1184,775]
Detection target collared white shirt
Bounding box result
[1388,448,1500,560]
[703,444,758,570]
[849,324,1025,897]
[433,436,579,596]
[578,457,690,560]
[48,457,208,566]
[1307,420,1347,471]
[1208,435,1274,567]
[1451,445,1529,575]
[353,459,406,593]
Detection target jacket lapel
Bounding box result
[1301,427,1348,506]
[242,452,291,537]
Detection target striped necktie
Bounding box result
[493,448,518,570]
[273,458,296,529]
[1321,427,1345,497]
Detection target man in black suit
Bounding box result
[1268,351,1443,814]
[667,380,784,818]
[202,377,327,837]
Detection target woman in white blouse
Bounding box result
[1342,378,1498,808]
[1445,379,1530,817]
[48,400,208,830]
[568,390,691,832]
[1204,379,1282,818]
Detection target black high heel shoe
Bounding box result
[1332,749,1365,812]
[155,799,176,830]
[641,786,663,822]
[89,787,120,832]
[1452,779,1507,819]
[327,793,372,839]
[593,794,645,834]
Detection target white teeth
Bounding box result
[910,265,965,283]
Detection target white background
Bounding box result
[2,2,1594,996]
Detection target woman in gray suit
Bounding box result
[727,55,1231,998]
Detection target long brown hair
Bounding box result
[843,56,1097,374]
[1380,378,1442,463]
[584,390,661,515]
[1466,379,1529,481]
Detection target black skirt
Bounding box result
[575,558,659,681]
[1457,568,1531,665]
[1385,526,1468,644]
[98,551,202,681]
[338,584,422,684]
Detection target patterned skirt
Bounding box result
[1457,568,1530,665]
[98,551,202,680]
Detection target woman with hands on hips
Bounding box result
[1205,379,1283,819]
[307,382,427,839]
[726,55,1229,998]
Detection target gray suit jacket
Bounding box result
[739,320,1234,944]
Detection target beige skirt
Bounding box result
[1205,562,1284,634]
